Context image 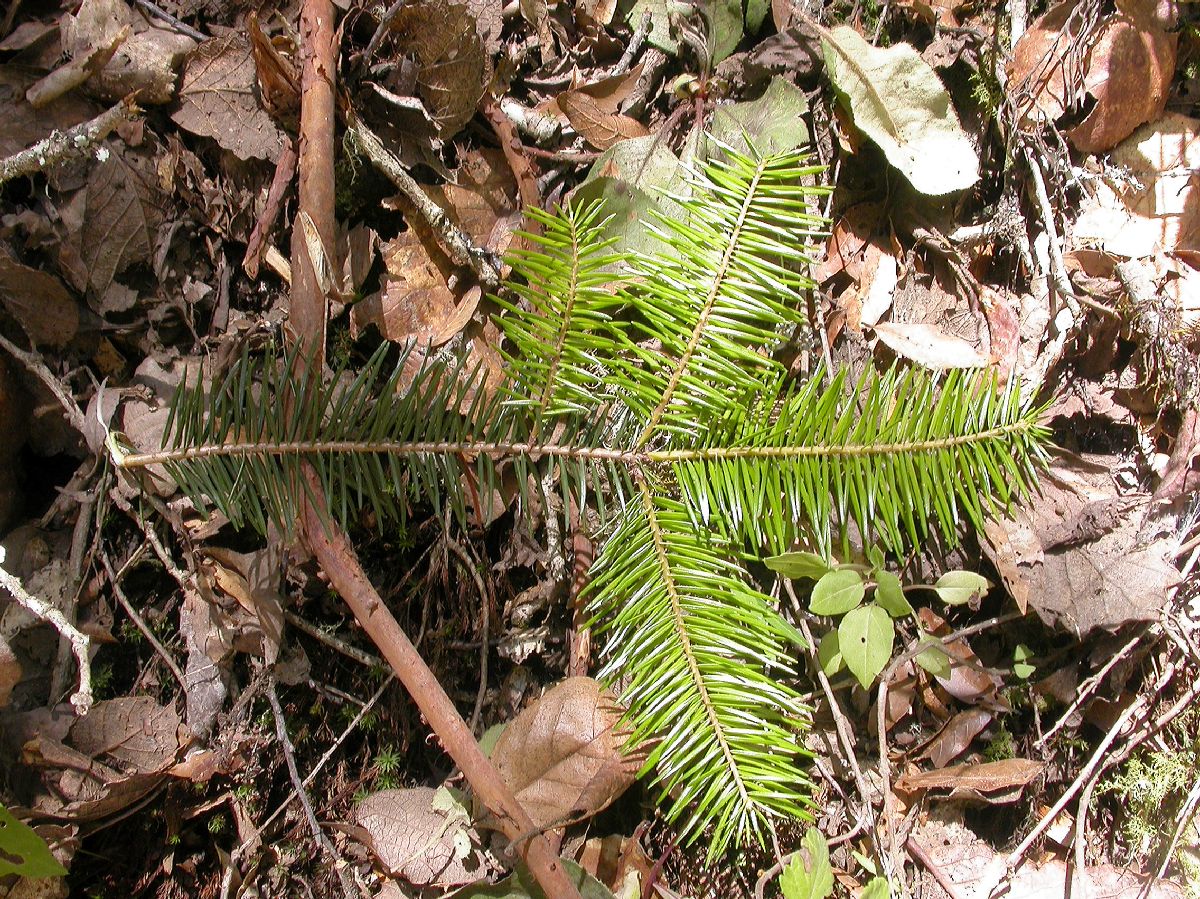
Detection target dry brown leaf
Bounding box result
[57,149,165,309]
[1074,113,1200,258]
[546,64,644,119]
[355,786,489,887]
[68,696,180,772]
[0,633,21,709]
[920,708,993,769]
[350,231,468,346]
[391,0,486,139]
[981,458,1182,633]
[490,677,643,832]
[559,91,649,150]
[0,251,84,348]
[1066,11,1176,153]
[172,33,286,161]
[897,758,1044,794]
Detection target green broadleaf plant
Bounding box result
[109,139,1049,858]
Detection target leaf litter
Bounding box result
[0,0,1197,896]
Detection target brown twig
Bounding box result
[287,5,579,894]
[266,678,362,899]
[245,136,298,279]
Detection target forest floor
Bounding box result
[1,0,1199,897]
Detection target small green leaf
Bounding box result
[0,803,66,878]
[810,569,865,616]
[873,571,913,618]
[933,570,991,605]
[1013,644,1036,679]
[861,876,892,899]
[767,551,833,581]
[779,828,834,899]
[817,630,844,676]
[479,722,506,757]
[839,604,894,689]
[914,637,951,677]
[866,545,885,570]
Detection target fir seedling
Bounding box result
[109,138,1050,857]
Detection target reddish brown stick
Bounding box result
[286,3,581,896]
[302,486,582,897]
[290,0,336,367]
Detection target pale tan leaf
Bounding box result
[872,321,987,368]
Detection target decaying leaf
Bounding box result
[68,696,180,772]
[61,0,195,105]
[1074,114,1200,258]
[912,817,1186,899]
[57,149,165,311]
[0,251,85,348]
[0,634,20,709]
[821,25,979,195]
[489,677,643,832]
[172,33,286,161]
[1007,0,1175,152]
[1064,8,1176,153]
[980,458,1182,633]
[896,757,1043,796]
[355,786,490,887]
[391,0,487,139]
[1006,0,1085,128]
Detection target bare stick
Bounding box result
[266,679,362,899]
[132,0,207,41]
[0,549,92,714]
[0,333,88,434]
[101,546,187,693]
[347,118,502,290]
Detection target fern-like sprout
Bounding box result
[109,138,1050,858]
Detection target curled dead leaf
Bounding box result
[489,677,644,832]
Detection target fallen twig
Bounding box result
[266,678,363,899]
[0,549,93,714]
[346,117,503,290]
